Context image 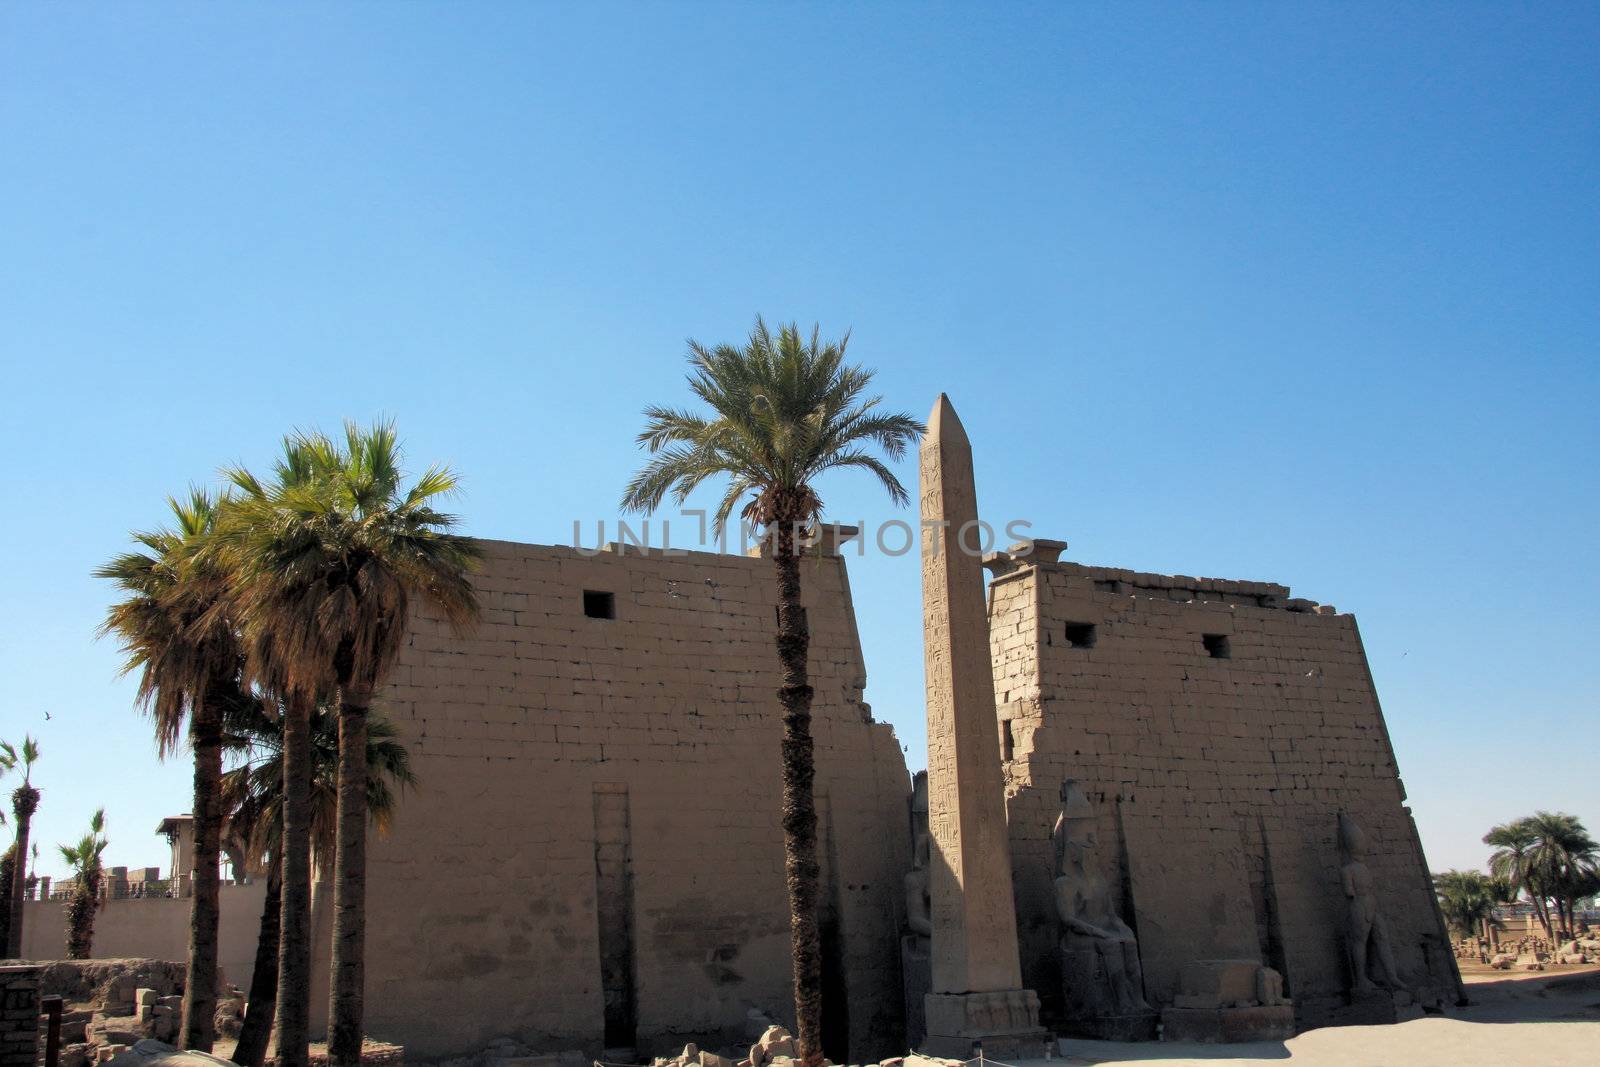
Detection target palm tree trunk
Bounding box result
[65,878,97,959]
[233,857,282,1067]
[772,522,823,1067]
[6,786,39,958]
[0,844,15,956]
[328,693,370,1067]
[182,696,225,1050]
[275,694,313,1067]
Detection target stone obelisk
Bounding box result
[919,394,1046,1056]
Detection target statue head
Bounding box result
[1338,812,1368,860]
[1052,779,1097,871]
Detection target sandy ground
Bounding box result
[1013,968,1600,1067]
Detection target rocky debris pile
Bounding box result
[29,958,244,1067]
[37,959,187,1007]
[1556,939,1597,964]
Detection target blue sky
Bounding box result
[2,3,1595,879]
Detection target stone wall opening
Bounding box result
[1064,622,1097,649]
[584,590,617,619]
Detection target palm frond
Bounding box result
[623,319,924,534]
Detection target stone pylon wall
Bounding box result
[992,559,1460,1029]
[344,538,911,1061]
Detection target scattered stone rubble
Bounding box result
[643,1021,957,1067]
[30,959,244,1067]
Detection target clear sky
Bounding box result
[2,3,1595,881]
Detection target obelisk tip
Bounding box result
[927,393,967,446]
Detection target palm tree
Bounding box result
[59,809,109,959]
[220,697,416,1067]
[1523,812,1599,940]
[622,320,921,1065]
[0,776,12,953]
[1485,819,1546,937]
[97,489,244,1049]
[1486,814,1600,941]
[1434,870,1496,941]
[222,422,477,1067]
[3,736,41,958]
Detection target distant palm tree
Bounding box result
[98,489,245,1049]
[1485,819,1544,935]
[622,320,921,1065]
[1523,811,1599,939]
[1434,870,1496,940]
[58,809,109,959]
[3,736,41,958]
[222,422,477,1067]
[220,697,416,1067]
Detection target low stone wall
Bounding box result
[20,882,268,994]
[0,965,40,1067]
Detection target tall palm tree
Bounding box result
[97,490,244,1049]
[222,421,477,1067]
[59,809,109,959]
[216,440,327,1067]
[3,736,41,958]
[622,320,921,1065]
[220,697,416,1067]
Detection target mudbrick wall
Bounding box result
[341,536,912,1061]
[0,966,39,1067]
[990,557,1461,1031]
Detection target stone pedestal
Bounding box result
[902,934,932,1048]
[1158,959,1296,1043]
[922,990,1050,1060]
[1073,1010,1159,1042]
[1057,930,1157,1040]
[1161,1004,1296,1043]
[1342,987,1418,1026]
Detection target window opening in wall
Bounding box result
[1001,719,1015,762]
[1064,622,1096,649]
[584,590,616,619]
[1203,633,1231,659]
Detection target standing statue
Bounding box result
[1338,813,1403,994]
[906,831,933,938]
[1054,781,1154,1037]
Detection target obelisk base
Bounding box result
[921,990,1051,1060]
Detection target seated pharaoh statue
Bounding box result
[1054,780,1156,1038]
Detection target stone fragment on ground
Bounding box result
[103,1041,235,1067]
